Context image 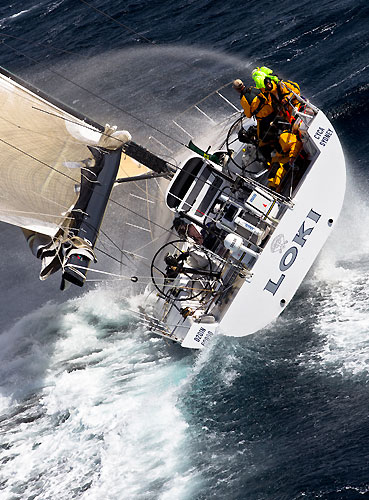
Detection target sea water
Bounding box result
[1,1,369,499]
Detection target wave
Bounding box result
[0,288,202,499]
[0,4,41,25]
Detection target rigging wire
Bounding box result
[95,226,148,262]
[94,246,129,265]
[0,33,81,57]
[95,244,147,264]
[0,137,81,184]
[69,263,215,290]
[78,0,154,44]
[1,41,186,149]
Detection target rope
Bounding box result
[67,263,214,293]
[97,227,148,262]
[0,208,74,220]
[0,137,83,184]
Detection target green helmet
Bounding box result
[252,66,279,88]
[259,66,273,76]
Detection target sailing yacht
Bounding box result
[0,66,346,349]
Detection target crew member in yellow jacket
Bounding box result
[232,78,276,150]
[252,67,301,122]
[268,129,303,191]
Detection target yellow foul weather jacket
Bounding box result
[268,131,303,190]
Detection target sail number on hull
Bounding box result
[193,326,214,346]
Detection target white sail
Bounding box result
[0,70,103,237]
[0,68,140,285]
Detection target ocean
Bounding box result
[1,1,369,499]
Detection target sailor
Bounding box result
[232,79,260,117]
[172,217,203,246]
[164,253,221,280]
[267,125,303,191]
[164,252,190,280]
[233,78,277,155]
[252,67,301,122]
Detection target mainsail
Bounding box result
[0,67,128,286]
[0,68,104,236]
[0,67,173,288]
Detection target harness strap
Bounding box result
[253,93,268,116]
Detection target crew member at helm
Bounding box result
[164,253,221,281]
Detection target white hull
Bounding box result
[147,101,346,348]
[221,112,345,335]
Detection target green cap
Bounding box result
[252,72,265,88]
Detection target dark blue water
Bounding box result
[1,1,369,499]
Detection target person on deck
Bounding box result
[164,253,221,281]
[232,79,260,117]
[252,67,301,123]
[267,126,303,192]
[233,78,277,157]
